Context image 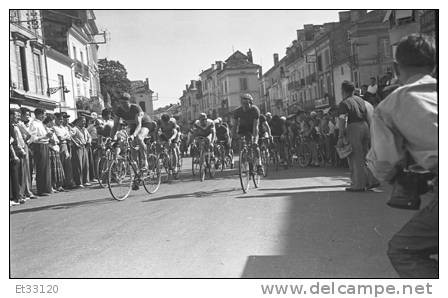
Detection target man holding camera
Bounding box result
[367,34,438,278]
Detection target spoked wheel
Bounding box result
[160,155,171,183]
[192,155,200,176]
[239,148,250,193]
[298,144,312,168]
[97,157,109,188]
[261,148,269,177]
[199,156,206,182]
[143,154,161,194]
[108,158,134,201]
[208,156,216,178]
[225,155,233,169]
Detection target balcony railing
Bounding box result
[74,60,90,80]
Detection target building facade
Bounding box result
[10,10,56,111]
[179,80,201,126]
[130,78,154,117]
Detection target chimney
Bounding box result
[273,53,279,65]
[185,84,189,90]
[215,61,222,70]
[296,29,304,41]
[247,49,253,63]
[145,78,149,90]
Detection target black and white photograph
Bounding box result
[8,6,439,296]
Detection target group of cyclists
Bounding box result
[91,92,343,198]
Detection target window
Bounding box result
[72,46,77,60]
[80,51,84,64]
[341,66,344,75]
[324,49,330,69]
[317,55,323,72]
[16,45,29,91]
[33,53,43,94]
[139,101,146,112]
[381,38,391,58]
[239,77,248,91]
[58,74,65,102]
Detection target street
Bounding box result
[10,159,426,278]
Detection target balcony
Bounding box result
[74,60,90,81]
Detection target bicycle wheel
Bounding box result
[261,147,269,177]
[199,155,206,182]
[239,148,250,193]
[97,156,109,188]
[298,143,312,168]
[108,158,134,201]
[208,155,216,178]
[143,154,161,194]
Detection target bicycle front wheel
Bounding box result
[239,148,250,193]
[143,154,161,194]
[97,157,109,188]
[261,147,269,177]
[108,158,134,201]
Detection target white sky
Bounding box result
[95,10,343,109]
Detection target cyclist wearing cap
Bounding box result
[215,117,234,167]
[193,113,216,157]
[232,93,263,175]
[111,93,157,169]
[159,113,181,172]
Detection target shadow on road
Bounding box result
[259,184,349,192]
[9,197,113,215]
[142,187,241,203]
[264,166,350,181]
[239,183,403,278]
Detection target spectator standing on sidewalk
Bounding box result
[71,116,91,188]
[10,109,26,205]
[19,107,35,187]
[367,34,438,278]
[338,81,379,192]
[29,108,52,196]
[44,114,66,192]
[17,108,36,199]
[53,113,75,189]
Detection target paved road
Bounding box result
[10,158,427,278]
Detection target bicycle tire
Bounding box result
[208,155,216,178]
[97,156,109,188]
[143,154,161,194]
[298,143,312,168]
[108,158,134,201]
[239,147,250,193]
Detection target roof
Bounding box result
[130,80,153,93]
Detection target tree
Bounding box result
[98,58,132,108]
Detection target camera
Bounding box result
[387,165,435,210]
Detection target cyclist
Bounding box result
[258,114,273,145]
[232,93,263,175]
[265,112,273,125]
[270,114,288,166]
[214,117,234,168]
[111,93,157,170]
[159,113,181,173]
[192,113,216,158]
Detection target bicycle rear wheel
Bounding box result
[298,143,312,168]
[208,155,216,178]
[261,147,269,177]
[239,148,250,193]
[97,156,109,188]
[143,154,161,194]
[108,158,134,201]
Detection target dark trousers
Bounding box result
[346,122,378,189]
[387,191,439,278]
[86,143,96,181]
[31,143,52,194]
[72,145,89,185]
[10,160,24,201]
[60,143,74,188]
[21,144,33,196]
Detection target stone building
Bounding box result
[130,78,154,117]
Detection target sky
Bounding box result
[94,10,343,109]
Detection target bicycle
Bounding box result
[151,139,180,181]
[238,135,261,193]
[196,136,216,182]
[214,140,233,172]
[96,137,114,188]
[295,134,312,168]
[108,134,161,201]
[259,137,271,177]
[190,141,200,176]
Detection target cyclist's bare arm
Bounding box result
[133,112,144,138]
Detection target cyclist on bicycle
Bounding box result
[159,113,181,173]
[111,93,157,170]
[232,93,263,175]
[193,113,216,157]
[270,114,288,166]
[258,115,273,145]
[214,117,234,168]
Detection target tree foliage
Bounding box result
[98,58,132,107]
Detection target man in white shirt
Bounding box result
[366,77,379,106]
[54,113,75,188]
[29,108,52,196]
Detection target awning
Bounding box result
[383,10,392,22]
[10,89,58,111]
[396,10,413,20]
